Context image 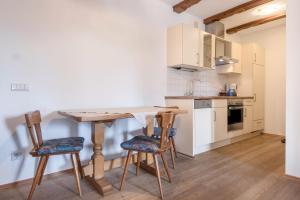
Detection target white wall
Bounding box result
[229,25,286,135]
[0,0,199,185]
[286,0,300,178]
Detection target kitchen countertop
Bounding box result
[165,96,254,100]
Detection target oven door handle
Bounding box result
[228,106,244,110]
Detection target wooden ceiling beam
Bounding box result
[173,0,202,13]
[226,13,286,34]
[204,0,274,25]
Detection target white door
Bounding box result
[253,44,265,66]
[182,25,199,67]
[253,64,265,121]
[243,106,253,134]
[213,107,228,142]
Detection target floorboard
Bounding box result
[1,134,299,200]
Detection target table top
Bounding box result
[58,106,187,122]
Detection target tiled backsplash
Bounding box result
[167,68,228,96]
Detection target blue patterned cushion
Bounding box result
[37,137,84,155]
[143,127,176,137]
[121,135,160,153]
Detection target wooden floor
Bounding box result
[2,134,300,200]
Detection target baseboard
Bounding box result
[263,132,285,136]
[0,154,142,190]
[284,174,300,183]
[0,168,73,190]
[192,131,262,156]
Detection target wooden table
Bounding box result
[58,106,186,196]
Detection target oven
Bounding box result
[228,99,244,131]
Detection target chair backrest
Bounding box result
[156,112,175,151]
[154,106,178,126]
[24,110,43,149]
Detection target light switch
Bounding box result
[11,83,29,91]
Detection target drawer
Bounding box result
[253,120,264,131]
[212,100,227,108]
[244,99,254,106]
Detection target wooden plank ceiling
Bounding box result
[173,0,202,13]
[226,13,286,34]
[172,0,285,34]
[203,0,274,25]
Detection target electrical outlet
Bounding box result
[11,83,29,91]
[11,151,23,161]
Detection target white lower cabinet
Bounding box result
[194,100,227,154]
[212,107,228,142]
[166,98,254,157]
[243,106,253,134]
[194,108,213,152]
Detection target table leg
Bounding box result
[84,121,113,195]
[138,116,164,176]
[146,116,154,165]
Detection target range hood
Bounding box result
[215,56,238,66]
[206,21,239,66]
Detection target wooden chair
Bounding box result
[24,111,84,200]
[120,112,175,199]
[143,106,179,169]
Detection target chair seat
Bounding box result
[121,135,160,153]
[37,137,84,155]
[143,127,176,137]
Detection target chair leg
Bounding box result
[136,152,141,176]
[160,153,172,183]
[170,137,178,158]
[120,150,132,191]
[38,156,49,185]
[153,154,164,200]
[71,153,82,197]
[170,145,176,169]
[27,156,47,200]
[75,153,84,179]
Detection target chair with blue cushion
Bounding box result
[143,126,177,169]
[143,106,179,169]
[24,110,84,200]
[120,112,175,199]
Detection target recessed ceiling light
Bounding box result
[252,3,286,16]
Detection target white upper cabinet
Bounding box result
[167,24,199,68]
[253,44,265,66]
[231,42,242,73]
[167,24,215,70]
[199,30,215,69]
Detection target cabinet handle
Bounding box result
[196,53,199,64]
[254,53,256,63]
[254,94,256,102]
[244,108,247,117]
[214,111,216,122]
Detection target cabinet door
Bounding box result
[167,25,183,67]
[199,31,215,69]
[253,64,265,121]
[194,108,213,147]
[243,106,253,134]
[182,25,199,67]
[253,44,265,66]
[232,42,242,73]
[213,107,228,142]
